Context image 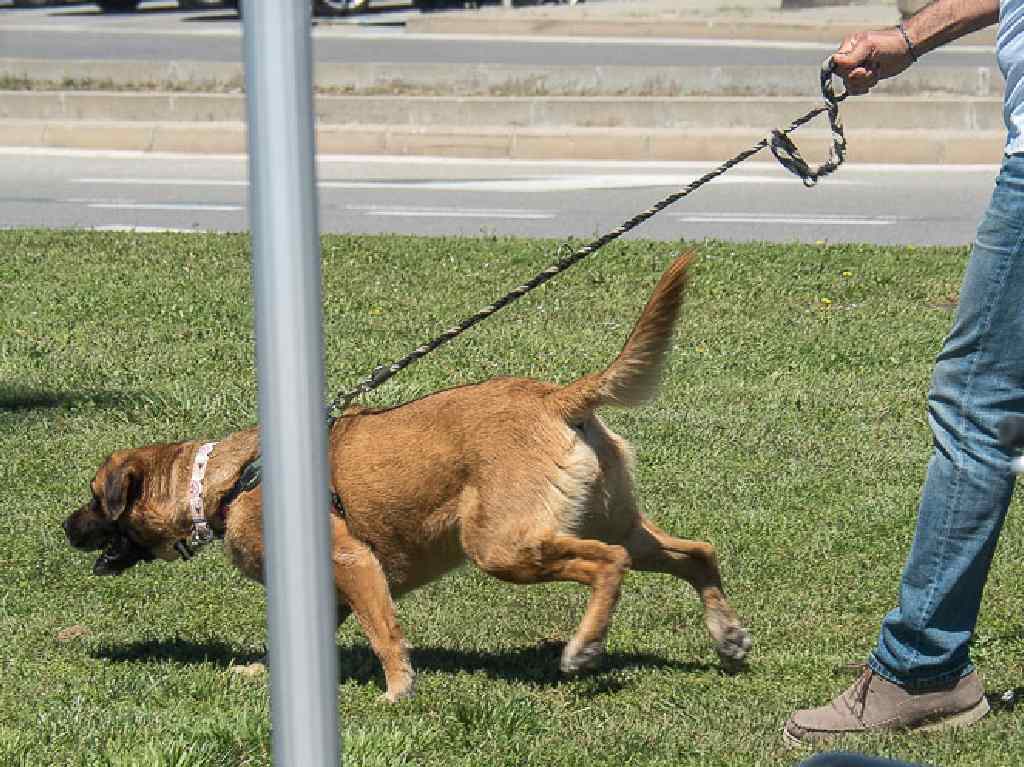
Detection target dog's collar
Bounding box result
[188,441,217,543]
[175,441,217,561]
[173,441,344,562]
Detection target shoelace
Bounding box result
[833,660,867,676]
[850,668,874,719]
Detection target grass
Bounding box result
[2,230,1023,766]
[0,74,773,98]
[0,75,245,94]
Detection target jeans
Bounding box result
[868,153,1024,688]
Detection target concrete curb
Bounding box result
[1,119,1006,163]
[0,57,1004,98]
[0,91,1006,133]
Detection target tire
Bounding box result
[178,0,229,8]
[313,0,367,17]
[96,0,141,11]
[235,1,366,19]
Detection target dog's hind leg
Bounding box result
[624,518,751,665]
[467,532,630,674]
[330,517,415,703]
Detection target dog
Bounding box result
[63,251,751,702]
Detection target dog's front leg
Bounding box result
[330,517,415,703]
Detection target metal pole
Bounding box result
[242,2,340,765]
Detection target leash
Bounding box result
[326,57,848,419]
[189,57,848,546]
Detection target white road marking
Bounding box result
[322,175,854,191]
[0,147,249,161]
[346,204,554,219]
[90,225,205,233]
[677,213,894,226]
[0,148,997,176]
[75,178,248,187]
[364,210,553,219]
[84,202,243,211]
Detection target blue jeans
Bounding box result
[868,153,1024,688]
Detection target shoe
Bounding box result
[784,667,990,746]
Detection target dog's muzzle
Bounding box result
[92,532,155,576]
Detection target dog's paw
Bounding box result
[715,625,752,665]
[381,684,415,704]
[230,661,268,677]
[560,640,605,674]
[380,672,416,704]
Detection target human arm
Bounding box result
[834,0,1000,95]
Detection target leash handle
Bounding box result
[820,55,849,105]
[769,57,848,187]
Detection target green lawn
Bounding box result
[2,230,1022,766]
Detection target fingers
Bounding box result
[833,32,872,72]
[833,33,879,95]
[844,65,881,96]
[832,29,911,95]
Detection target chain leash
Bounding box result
[327,57,848,418]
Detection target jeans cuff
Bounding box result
[868,653,974,691]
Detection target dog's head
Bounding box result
[63,445,189,576]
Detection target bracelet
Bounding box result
[897,22,918,62]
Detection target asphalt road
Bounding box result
[0,2,1000,245]
[0,148,995,245]
[0,1,996,69]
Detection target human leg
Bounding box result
[870,154,1024,686]
[785,153,1024,743]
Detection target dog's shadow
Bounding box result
[402,641,722,689]
[93,637,265,668]
[93,638,728,694]
[0,385,146,413]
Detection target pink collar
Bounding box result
[187,442,218,546]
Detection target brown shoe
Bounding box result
[784,667,990,746]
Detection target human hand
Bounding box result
[833,28,915,95]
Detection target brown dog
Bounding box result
[63,251,750,701]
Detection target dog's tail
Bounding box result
[548,250,695,423]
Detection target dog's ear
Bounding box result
[103,461,141,520]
